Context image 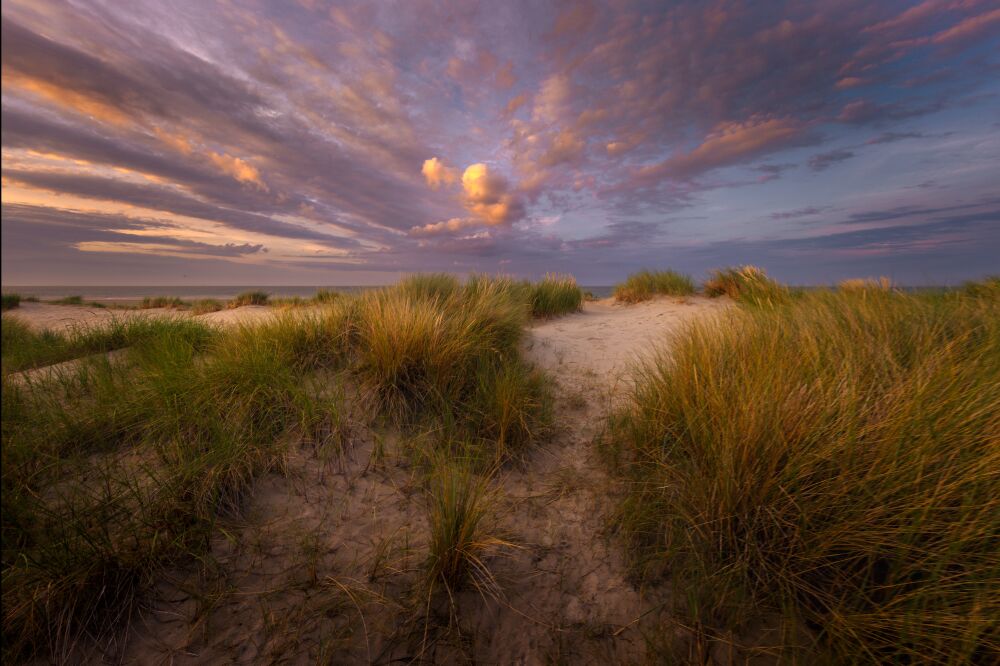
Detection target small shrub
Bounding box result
[50,295,84,306]
[614,270,695,303]
[228,291,269,308]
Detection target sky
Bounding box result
[2,0,999,286]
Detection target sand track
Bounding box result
[9,297,732,663]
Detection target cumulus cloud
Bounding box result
[413,161,526,235]
[421,157,458,189]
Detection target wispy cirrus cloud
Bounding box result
[1,0,998,284]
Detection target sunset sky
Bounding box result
[2,0,998,286]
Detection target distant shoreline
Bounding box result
[0,285,619,303]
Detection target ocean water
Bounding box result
[2,285,616,303]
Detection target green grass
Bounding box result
[2,294,21,311]
[2,315,214,374]
[962,275,1000,299]
[191,298,224,314]
[49,295,84,305]
[526,274,582,317]
[313,288,340,303]
[605,288,1000,663]
[140,296,187,309]
[703,264,788,307]
[425,461,511,600]
[228,291,270,307]
[614,269,695,303]
[2,274,556,660]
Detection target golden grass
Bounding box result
[606,287,1000,662]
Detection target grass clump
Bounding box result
[614,269,695,303]
[2,315,213,373]
[228,291,269,308]
[606,288,1000,663]
[704,264,787,306]
[191,298,224,314]
[140,296,187,309]
[962,275,1000,299]
[398,273,461,303]
[313,288,340,303]
[425,461,511,599]
[1,316,334,661]
[526,274,582,317]
[2,294,21,311]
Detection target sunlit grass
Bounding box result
[704,264,788,306]
[1,315,213,374]
[605,287,1000,662]
[614,269,695,302]
[1,273,555,660]
[227,290,270,307]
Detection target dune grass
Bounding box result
[191,298,225,314]
[2,294,21,311]
[962,275,1000,298]
[614,269,695,303]
[228,290,270,308]
[140,296,187,309]
[313,288,340,303]
[2,273,555,661]
[1,315,214,374]
[425,461,512,600]
[703,264,788,306]
[526,274,583,317]
[605,287,1000,663]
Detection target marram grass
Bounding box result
[606,287,1000,663]
[1,274,555,661]
[614,269,695,302]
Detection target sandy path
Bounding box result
[102,296,733,663]
[6,302,284,332]
[448,295,732,663]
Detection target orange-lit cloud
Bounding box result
[414,161,525,235]
[643,117,803,180]
[421,157,458,189]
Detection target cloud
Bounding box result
[414,161,525,235]
[808,149,855,171]
[461,163,524,225]
[865,131,925,144]
[421,157,458,189]
[208,152,267,190]
[642,118,805,181]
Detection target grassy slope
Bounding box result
[605,285,1000,662]
[1,275,555,662]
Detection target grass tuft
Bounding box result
[191,298,224,314]
[606,288,1000,663]
[425,461,511,599]
[140,296,187,309]
[615,269,695,303]
[703,265,787,307]
[228,291,270,308]
[2,294,21,311]
[526,274,582,317]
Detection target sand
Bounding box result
[6,301,286,331]
[10,296,734,663]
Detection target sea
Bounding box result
[1,285,617,304]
